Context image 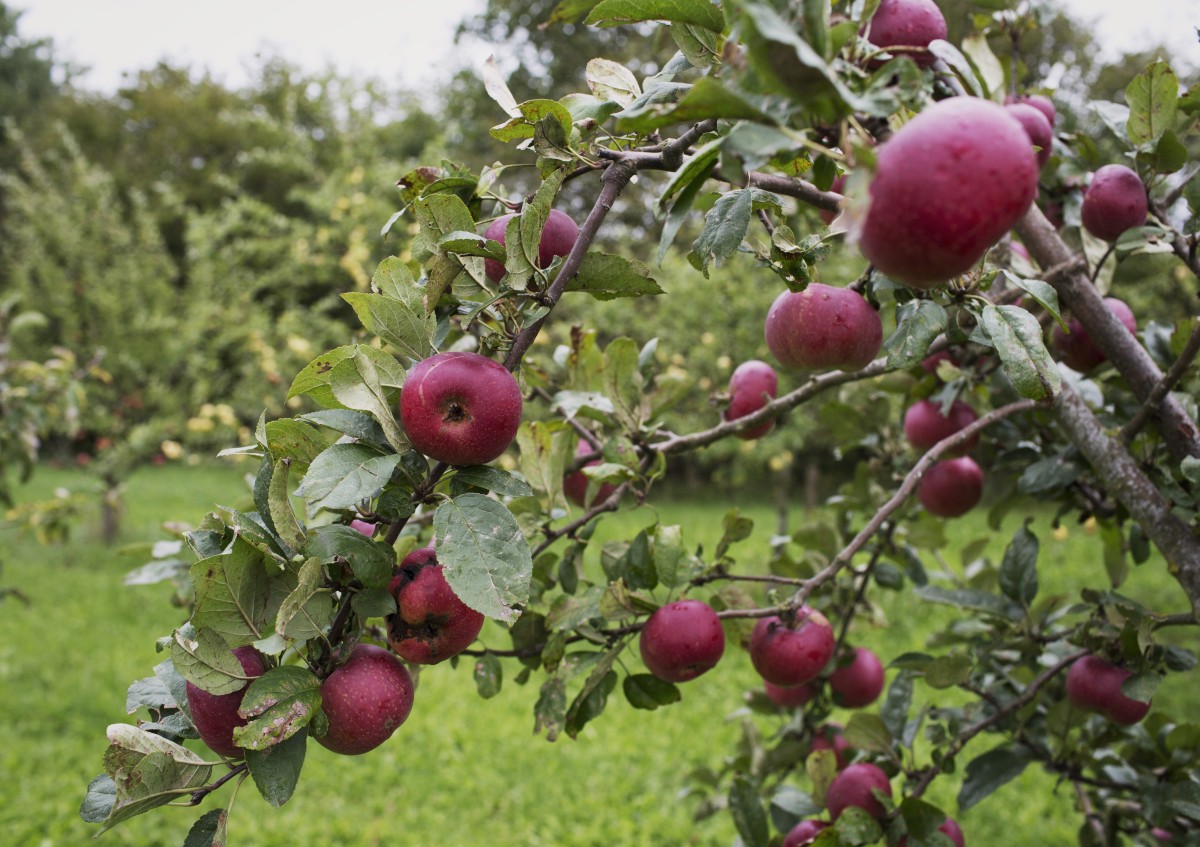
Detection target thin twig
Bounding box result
[1121,318,1200,444]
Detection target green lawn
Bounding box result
[0,463,1193,847]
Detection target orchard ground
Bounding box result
[1,462,1194,847]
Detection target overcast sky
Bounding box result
[14,0,1200,94]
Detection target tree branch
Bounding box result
[1120,317,1200,444]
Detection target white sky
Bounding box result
[13,0,1200,94]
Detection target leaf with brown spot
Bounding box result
[232,666,323,751]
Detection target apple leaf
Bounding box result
[804,750,838,810]
[844,712,894,752]
[565,652,620,738]
[288,345,361,408]
[168,626,248,696]
[658,139,719,263]
[473,653,504,699]
[267,458,305,553]
[534,677,567,741]
[274,557,334,640]
[926,40,983,97]
[190,539,275,647]
[673,20,720,67]
[881,670,916,743]
[585,0,724,32]
[489,98,575,143]
[183,809,228,847]
[884,300,947,369]
[546,0,603,26]
[342,292,434,367]
[980,304,1061,400]
[586,57,641,107]
[300,443,403,518]
[517,419,575,507]
[769,785,821,835]
[434,493,533,623]
[304,524,395,590]
[352,588,396,619]
[914,585,1022,620]
[1000,271,1067,330]
[298,409,389,449]
[616,77,776,133]
[327,348,408,452]
[834,806,883,844]
[999,522,1039,607]
[1126,60,1178,148]
[729,775,771,847]
[960,32,1004,99]
[898,798,948,844]
[567,252,664,300]
[691,188,754,274]
[957,745,1032,812]
[450,465,535,498]
[263,419,324,468]
[923,653,973,689]
[125,674,177,715]
[623,673,681,710]
[245,729,307,808]
[233,666,324,751]
[95,725,213,834]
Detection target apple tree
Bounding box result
[80,1,1200,845]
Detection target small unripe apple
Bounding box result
[400,351,523,466]
[825,762,893,821]
[764,679,820,709]
[316,643,415,755]
[1005,102,1054,168]
[1081,164,1148,242]
[186,646,266,759]
[918,457,984,518]
[483,208,580,283]
[782,819,830,847]
[563,439,617,508]
[387,547,485,664]
[1006,93,1056,128]
[864,0,948,68]
[724,360,779,439]
[899,816,965,847]
[819,174,847,225]
[829,647,886,708]
[764,284,882,372]
[638,599,726,683]
[810,724,852,769]
[1051,297,1137,373]
[858,98,1039,289]
[903,399,979,456]
[749,608,836,687]
[1065,653,1151,725]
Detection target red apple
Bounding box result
[903,399,979,456]
[387,547,485,664]
[399,351,523,466]
[186,646,266,759]
[349,519,376,537]
[1081,164,1148,242]
[1005,102,1054,168]
[1051,297,1137,373]
[563,439,618,509]
[749,608,836,687]
[316,643,415,755]
[811,723,852,769]
[724,359,779,439]
[826,762,893,821]
[819,174,847,225]
[1066,653,1152,726]
[483,208,579,283]
[764,679,820,709]
[783,819,830,847]
[1007,93,1056,128]
[899,816,965,847]
[864,0,948,68]
[858,97,1039,289]
[764,284,882,372]
[829,647,886,708]
[918,457,984,518]
[638,599,726,683]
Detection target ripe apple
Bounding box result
[825,762,893,821]
[1065,653,1152,725]
[349,519,376,537]
[810,723,852,769]
[186,646,266,759]
[563,439,617,508]
[723,359,779,439]
[903,399,979,456]
[899,816,965,847]
[1006,93,1056,128]
[819,174,847,225]
[749,608,836,687]
[388,547,485,664]
[864,0,948,68]
[1081,164,1148,242]
[483,208,580,283]
[858,97,1039,289]
[782,819,830,847]
[316,643,415,755]
[764,284,883,372]
[638,599,726,683]
[399,351,523,466]
[764,679,819,709]
[829,647,886,708]
[1005,102,1054,167]
[1051,297,1137,373]
[918,457,984,518]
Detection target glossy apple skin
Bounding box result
[1005,102,1054,168]
[638,599,726,683]
[865,0,947,67]
[399,351,523,466]
[819,174,847,225]
[564,439,617,508]
[724,360,779,439]
[765,284,882,372]
[349,519,376,537]
[1066,653,1151,725]
[1007,93,1056,127]
[1081,164,1148,242]
[858,98,1039,289]
[918,457,984,519]
[899,816,965,847]
[810,724,852,769]
[764,679,820,709]
[749,609,836,687]
[483,208,580,283]
[903,399,979,456]
[1051,297,1137,373]
[387,547,485,664]
[826,762,893,821]
[316,643,415,755]
[186,646,266,759]
[829,647,886,708]
[782,819,830,847]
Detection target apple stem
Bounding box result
[186,762,247,806]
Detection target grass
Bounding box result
[0,462,1195,847]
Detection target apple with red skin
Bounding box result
[349,518,376,537]
[1005,102,1054,168]
[864,0,947,67]
[764,679,819,709]
[638,599,726,683]
[483,208,579,283]
[564,439,617,508]
[829,646,886,708]
[899,817,965,847]
[186,646,266,759]
[1081,164,1148,242]
[387,547,485,664]
[918,457,984,519]
[782,820,830,847]
[764,284,882,372]
[819,174,847,225]
[316,643,415,755]
[858,97,1039,289]
[1066,653,1152,725]
[903,399,979,456]
[1051,297,1137,373]
[826,762,893,821]
[400,351,523,466]
[724,359,779,439]
[749,608,836,687]
[1006,93,1056,127]
[810,723,852,769]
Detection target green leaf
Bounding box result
[232,666,323,751]
[960,32,1004,98]
[844,712,893,752]
[351,588,396,619]
[999,522,1039,607]
[585,0,724,32]
[806,749,839,809]
[658,142,718,263]
[565,661,620,738]
[245,729,306,808]
[517,420,574,507]
[489,99,575,143]
[898,797,949,844]
[304,524,395,590]
[885,301,947,369]
[264,420,324,468]
[298,409,388,448]
[1126,60,1179,147]
[769,785,822,835]
[623,673,682,709]
[343,292,434,367]
[617,77,776,133]
[585,58,641,107]
[79,774,117,824]
[1100,520,1129,589]
[169,626,249,696]
[125,674,178,715]
[566,252,665,300]
[268,458,305,552]
[450,465,535,498]
[1001,272,1066,330]
[926,41,983,97]
[729,775,770,847]
[534,677,567,741]
[1121,671,1161,703]
[915,585,1021,619]
[604,336,646,431]
[97,725,213,833]
[473,653,503,699]
[957,746,1031,812]
[654,524,687,588]
[182,808,227,847]
[274,557,334,640]
[881,670,915,742]
[834,806,884,844]
[434,493,533,623]
[692,188,754,274]
[190,540,275,647]
[924,654,973,689]
[301,444,403,518]
[288,345,361,408]
[980,304,1061,400]
[672,21,720,67]
[326,347,407,452]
